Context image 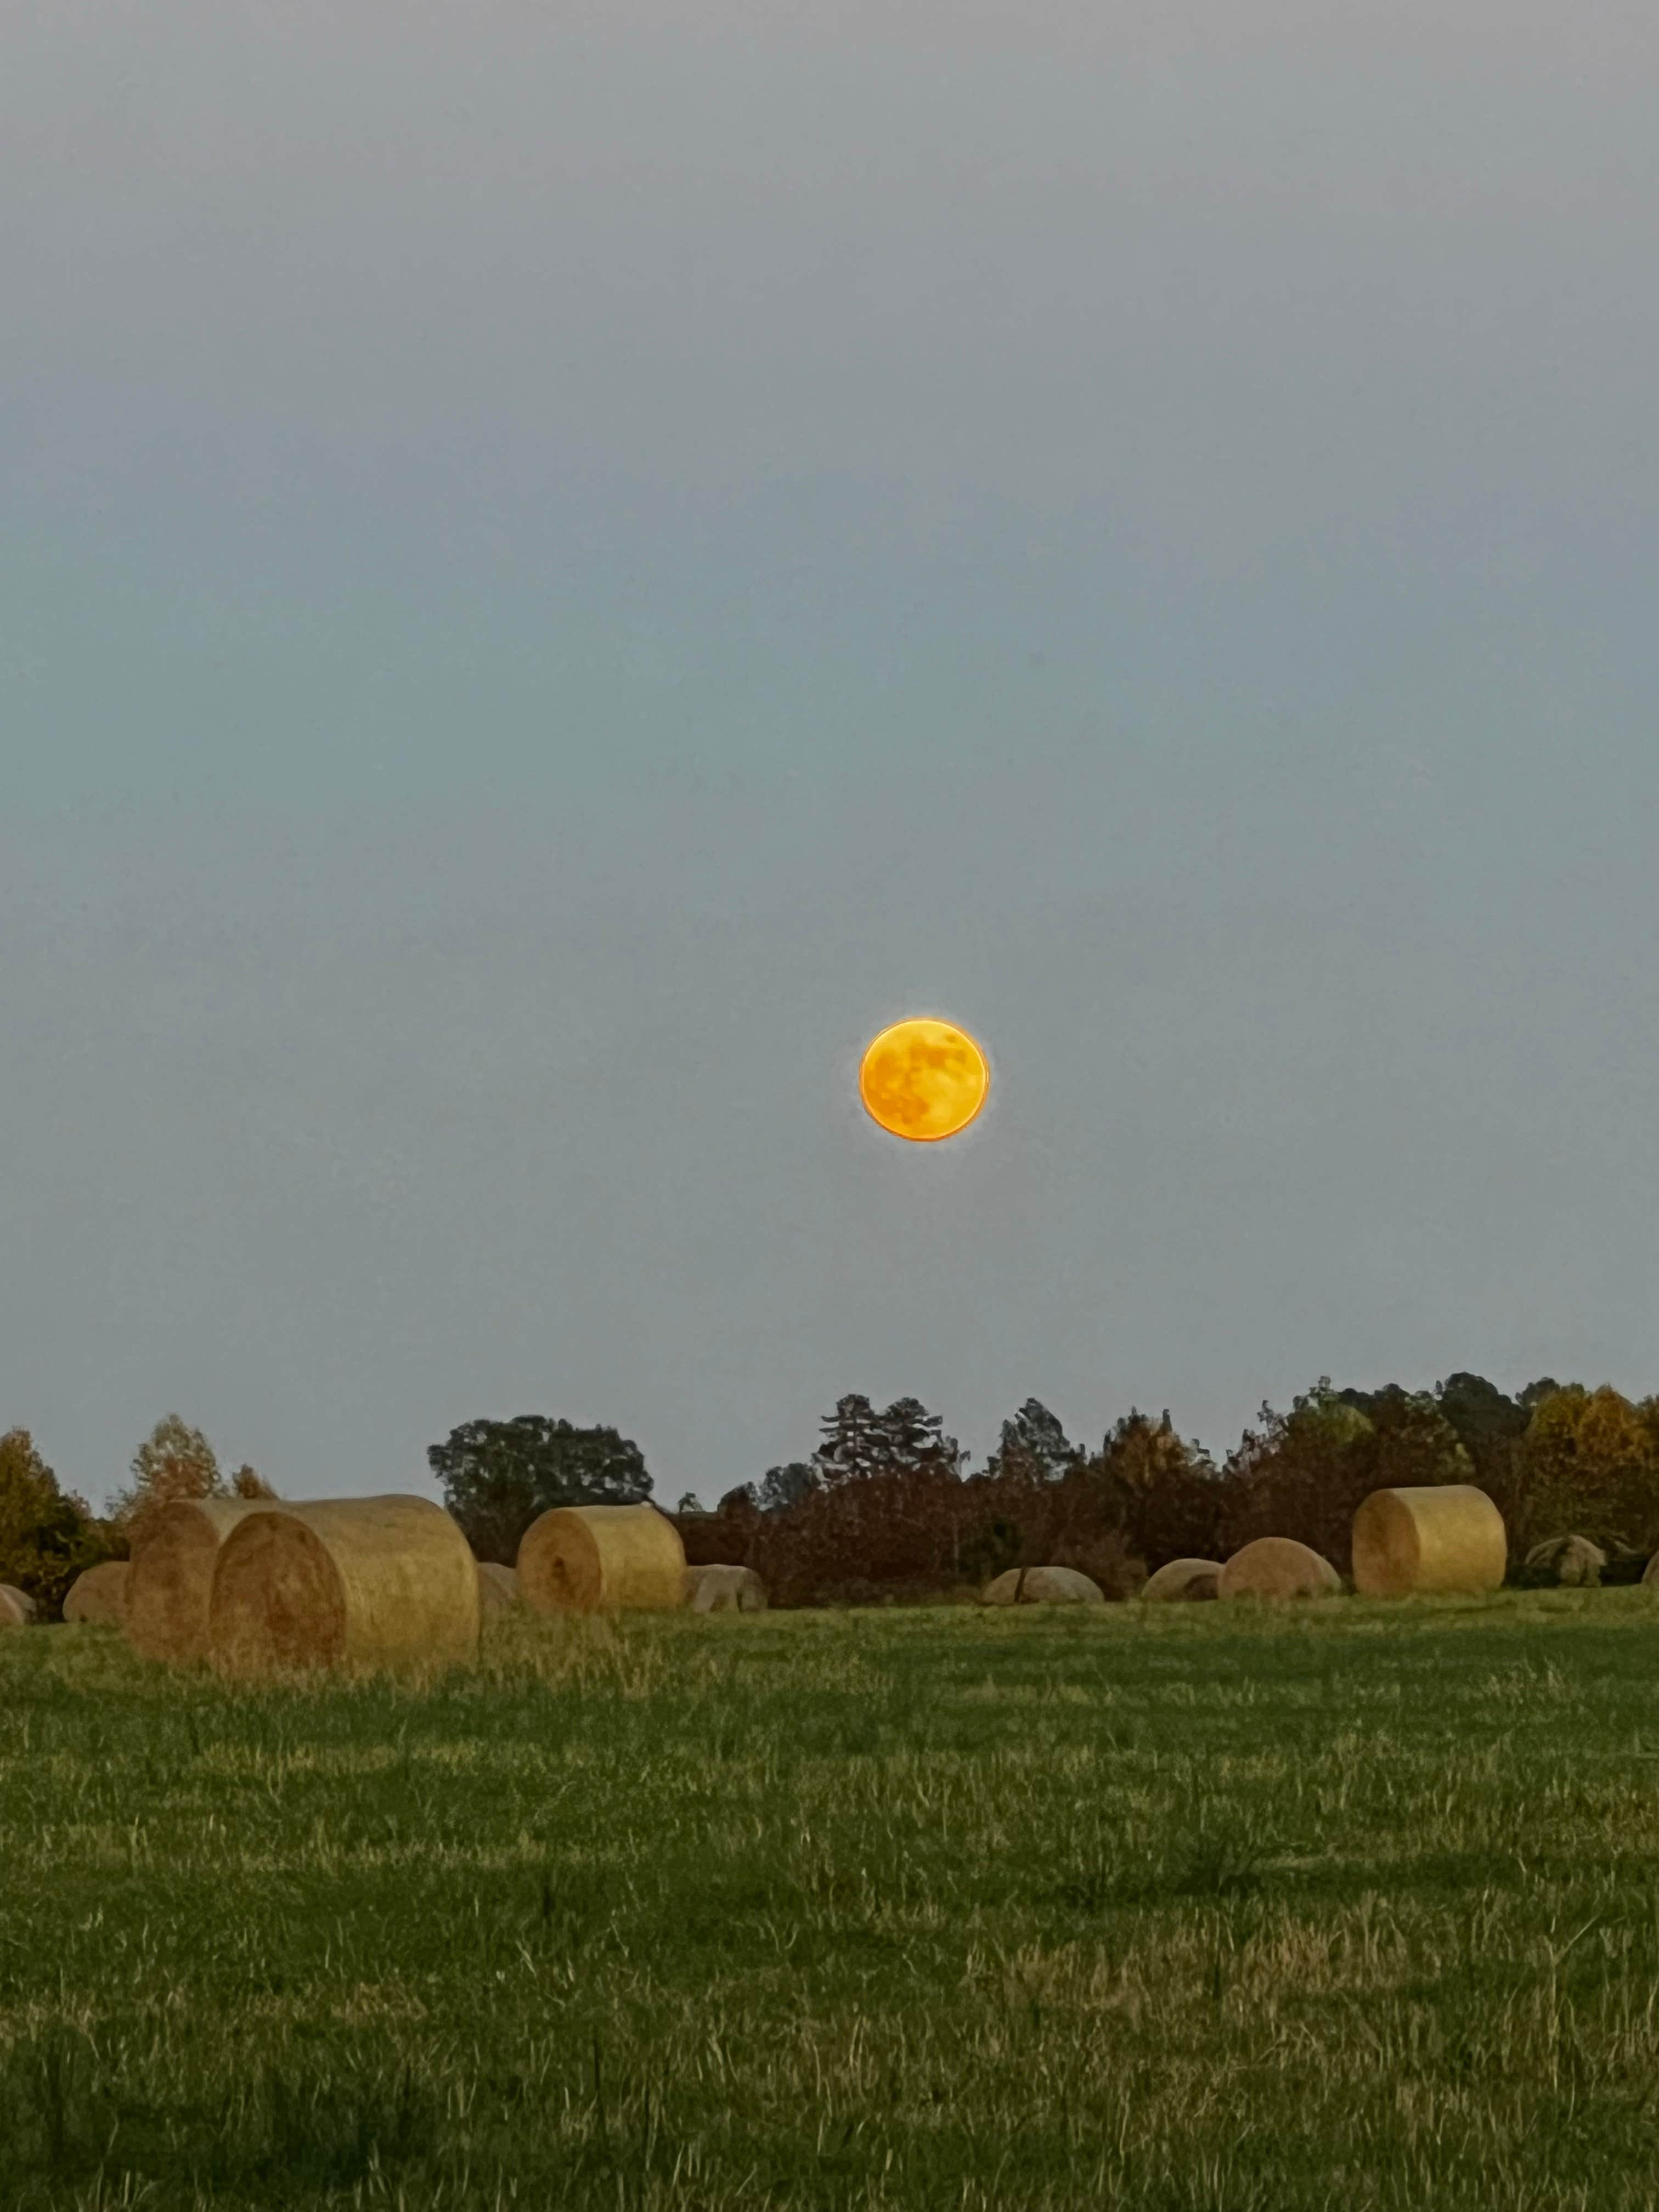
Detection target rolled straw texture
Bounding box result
[517,1503,686,1615]
[1141,1558,1223,1603]
[476,1561,522,1613]
[1351,1485,1506,1599]
[125,1497,276,1661]
[1218,1538,1341,1602]
[208,1495,479,1675]
[981,1565,1105,1606]
[0,1584,35,1627]
[63,1561,129,1624]
[686,1564,769,1613]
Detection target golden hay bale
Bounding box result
[686,1564,769,1613]
[0,1584,36,1627]
[516,1503,686,1615]
[1641,1550,1659,1589]
[125,1497,276,1661]
[981,1565,1106,1606]
[63,1561,129,1624]
[1217,1537,1341,1602]
[1140,1558,1224,1604]
[1350,1485,1506,1599]
[476,1560,522,1612]
[208,1495,479,1675]
[1523,1534,1607,1588]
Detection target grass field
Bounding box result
[5,1594,1659,2210]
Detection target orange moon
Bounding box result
[857,1018,990,1142]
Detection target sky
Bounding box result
[4,0,1657,1510]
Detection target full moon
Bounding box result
[857,1018,990,1142]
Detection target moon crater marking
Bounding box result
[858,1018,990,1142]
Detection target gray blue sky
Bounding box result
[4,0,1657,1508]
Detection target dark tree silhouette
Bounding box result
[428,1415,651,1562]
[812,1395,887,1486]
[758,1460,818,1513]
[983,1398,1079,1484]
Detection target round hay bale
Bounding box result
[980,1567,1024,1606]
[1217,1538,1341,1602]
[1522,1534,1607,1588]
[125,1497,275,1661]
[63,1561,129,1624]
[1640,1549,1659,1589]
[476,1560,522,1612]
[1022,1565,1105,1604]
[980,1565,1104,1606]
[1351,1485,1506,1599]
[0,1584,36,1627]
[686,1564,769,1613]
[208,1496,479,1675]
[1141,1558,1223,1604]
[517,1503,686,1615]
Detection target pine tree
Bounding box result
[985,1399,1077,1484]
[877,1397,963,1481]
[812,1395,885,1486]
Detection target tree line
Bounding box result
[0,1416,274,1619]
[6,1374,1657,1617]
[428,1371,1659,1604]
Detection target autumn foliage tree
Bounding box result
[1087,1408,1229,1568]
[109,1418,276,1551]
[1219,1381,1381,1574]
[0,1429,121,1619]
[112,1415,224,1548]
[1510,1385,1659,1558]
[675,1369,1659,1606]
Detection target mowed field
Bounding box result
[5,1597,1659,2211]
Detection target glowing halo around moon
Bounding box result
[857,1018,990,1143]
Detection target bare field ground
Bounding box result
[5,1593,1659,2208]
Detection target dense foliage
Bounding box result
[0,1428,123,1620]
[679,1373,1659,1602]
[428,1415,652,1561]
[7,1376,1659,1616]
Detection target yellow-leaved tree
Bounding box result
[0,1427,122,1618]
[114,1415,225,1547]
[1514,1385,1659,1556]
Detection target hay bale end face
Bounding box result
[1217,1538,1341,1602]
[208,1496,479,1675]
[476,1560,522,1613]
[980,1565,1105,1606]
[1141,1558,1223,1603]
[685,1564,769,1613]
[125,1497,276,1662]
[517,1503,687,1615]
[63,1561,129,1624]
[1351,1486,1506,1599]
[0,1584,36,1627]
[1522,1534,1607,1588]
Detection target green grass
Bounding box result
[5,1593,1659,2209]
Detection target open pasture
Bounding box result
[5,1594,1659,2209]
